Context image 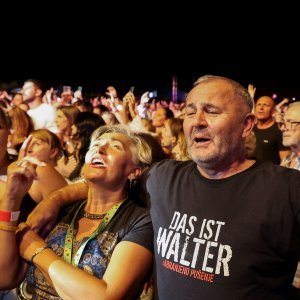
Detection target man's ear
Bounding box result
[128,167,142,181]
[35,88,43,98]
[242,113,256,138]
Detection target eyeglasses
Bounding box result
[277,120,300,129]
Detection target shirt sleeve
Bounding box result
[122,209,154,254]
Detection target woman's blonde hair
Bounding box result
[30,129,62,161]
[166,118,189,160]
[8,107,34,147]
[90,125,152,170]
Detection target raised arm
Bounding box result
[123,91,137,120]
[27,182,88,236]
[29,164,68,203]
[0,179,24,287]
[0,150,45,287]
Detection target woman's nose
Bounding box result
[98,141,108,154]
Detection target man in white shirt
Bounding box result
[22,79,58,133]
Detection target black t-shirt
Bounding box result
[253,123,288,164]
[24,199,154,299]
[59,198,154,253]
[147,159,300,299]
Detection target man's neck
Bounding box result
[256,118,275,129]
[28,98,43,110]
[197,158,256,180]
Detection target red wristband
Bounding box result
[0,210,20,222]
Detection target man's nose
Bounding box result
[192,112,208,127]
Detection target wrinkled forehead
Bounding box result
[90,132,137,162]
[186,80,234,109]
[286,105,300,120]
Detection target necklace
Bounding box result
[82,210,107,220]
[64,201,125,265]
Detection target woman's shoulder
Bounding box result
[122,199,150,216]
[36,163,67,183]
[116,201,152,230]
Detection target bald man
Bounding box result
[253,96,290,164]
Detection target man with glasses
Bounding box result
[278,101,300,170]
[277,102,300,299]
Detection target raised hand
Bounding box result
[140,91,150,104]
[122,91,135,107]
[274,98,289,123]
[275,98,289,114]
[248,84,256,101]
[6,136,45,204]
[44,87,54,104]
[105,86,118,99]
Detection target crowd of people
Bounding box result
[0,75,300,299]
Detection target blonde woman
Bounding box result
[1,129,67,224]
[161,117,189,161]
[0,125,153,299]
[7,106,34,153]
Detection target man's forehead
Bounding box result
[256,96,274,105]
[23,82,34,88]
[186,91,231,108]
[286,105,300,119]
[187,81,231,102]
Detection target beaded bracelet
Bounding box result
[0,224,18,231]
[30,246,52,265]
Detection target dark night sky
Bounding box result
[2,10,299,102]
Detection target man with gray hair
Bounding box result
[278,101,300,298]
[25,76,300,299]
[279,101,300,170]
